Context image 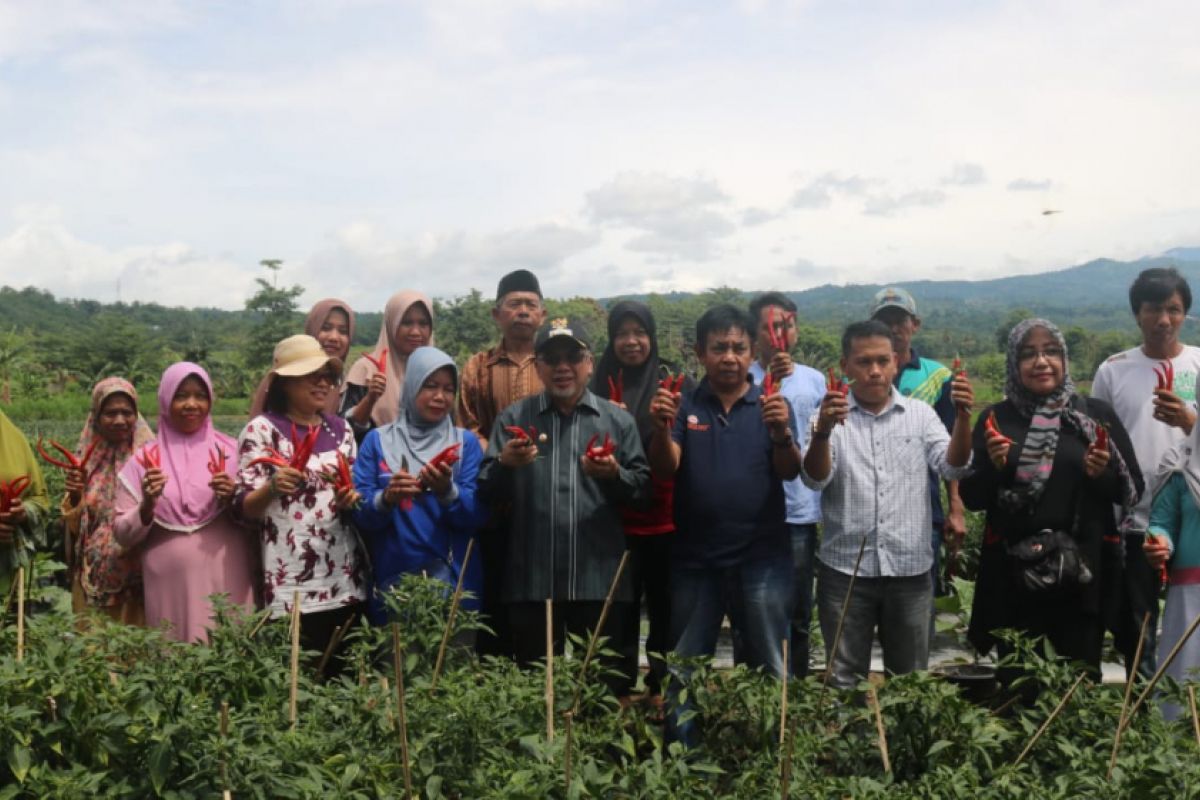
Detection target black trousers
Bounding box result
[1118,533,1161,680]
[299,602,361,679]
[508,600,634,696]
[618,534,672,694]
[475,519,515,659]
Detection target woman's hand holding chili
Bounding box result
[209,471,235,500]
[366,372,387,404]
[1143,533,1171,570]
[333,483,361,511]
[269,466,304,498]
[64,466,86,503]
[1083,441,1110,479]
[985,435,1011,470]
[384,469,422,506]
[420,460,454,496]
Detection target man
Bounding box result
[456,269,547,657]
[648,304,801,746]
[478,317,651,695]
[747,291,826,677]
[801,320,973,689]
[1092,267,1200,678]
[456,269,548,446]
[870,287,966,595]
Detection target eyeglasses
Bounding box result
[537,350,587,367]
[1017,347,1065,364]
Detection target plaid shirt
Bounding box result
[456,341,544,443]
[800,391,972,578]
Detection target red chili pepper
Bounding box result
[1154,360,1175,392]
[607,370,625,404]
[363,347,388,375]
[36,436,100,474]
[984,411,1014,445]
[0,475,31,514]
[825,367,849,396]
[659,373,685,394]
[585,432,617,461]
[207,445,228,476]
[1152,532,1170,586]
[504,425,539,443]
[427,443,462,470]
[762,373,778,397]
[288,424,320,471]
[379,458,391,474]
[1093,424,1108,453]
[136,443,162,470]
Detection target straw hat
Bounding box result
[269,335,343,378]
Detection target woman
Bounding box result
[61,377,155,623]
[342,290,434,441]
[353,346,487,627]
[0,409,50,595]
[960,319,1142,675]
[237,335,367,665]
[1144,426,1200,718]
[113,364,256,642]
[248,298,357,418]
[592,300,694,698]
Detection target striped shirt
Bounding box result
[800,391,972,578]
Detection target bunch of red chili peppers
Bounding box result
[585,432,617,461]
[363,347,388,375]
[504,424,540,443]
[0,475,31,514]
[247,424,320,473]
[1154,359,1175,392]
[607,370,624,404]
[765,307,794,353]
[37,436,101,483]
[206,445,228,476]
[136,444,162,470]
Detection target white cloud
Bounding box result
[941,162,986,186]
[862,189,948,217]
[1007,178,1054,191]
[789,173,876,210]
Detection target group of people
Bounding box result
[3,264,1200,744]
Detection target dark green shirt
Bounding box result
[479,389,650,603]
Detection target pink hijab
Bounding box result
[247,298,356,418]
[120,363,238,533]
[345,289,434,427]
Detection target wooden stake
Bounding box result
[780,708,797,798]
[563,710,574,790]
[16,566,25,662]
[545,598,555,742]
[391,622,414,800]
[821,535,868,695]
[1013,672,1086,766]
[288,591,301,729]
[315,613,355,681]
[430,538,475,693]
[219,700,231,797]
[1190,686,1200,749]
[867,685,891,774]
[778,638,789,748]
[1107,611,1149,779]
[248,610,271,640]
[570,550,630,714]
[1122,608,1200,728]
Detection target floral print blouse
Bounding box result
[236,414,368,617]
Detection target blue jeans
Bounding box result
[789,524,818,677]
[665,555,793,747]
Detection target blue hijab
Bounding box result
[377,346,462,472]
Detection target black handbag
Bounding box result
[1006,526,1093,593]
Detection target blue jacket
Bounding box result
[353,428,488,624]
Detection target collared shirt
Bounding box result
[456,340,545,443]
[671,378,797,568]
[749,361,825,525]
[800,390,972,578]
[477,389,650,603]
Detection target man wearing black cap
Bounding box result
[457,269,547,445]
[457,269,547,658]
[478,316,651,696]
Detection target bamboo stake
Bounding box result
[315,613,355,681]
[1107,611,1149,779]
[821,535,868,695]
[570,550,630,714]
[247,610,272,640]
[563,710,574,790]
[780,708,797,798]
[1013,672,1086,766]
[545,598,555,742]
[430,538,475,693]
[219,700,231,798]
[867,685,891,774]
[778,638,789,748]
[391,622,414,800]
[1190,686,1200,749]
[16,566,25,662]
[1122,608,1200,728]
[288,591,301,729]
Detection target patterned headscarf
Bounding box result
[1000,318,1139,514]
[75,377,155,606]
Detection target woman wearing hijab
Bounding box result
[342,290,434,442]
[113,364,256,643]
[353,346,487,627]
[237,335,367,667]
[61,377,155,623]
[248,298,357,418]
[960,319,1142,675]
[592,300,694,699]
[0,409,50,596]
[1144,427,1200,718]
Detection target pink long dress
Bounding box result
[113,485,257,643]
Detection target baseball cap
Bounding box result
[534,316,591,353]
[871,287,918,318]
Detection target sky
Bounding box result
[0,0,1197,310]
